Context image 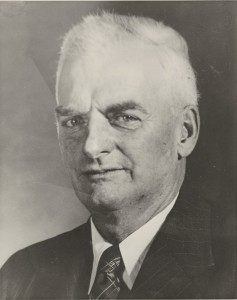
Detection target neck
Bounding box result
[91,164,185,244]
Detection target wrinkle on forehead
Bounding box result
[57,41,175,114]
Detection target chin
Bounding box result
[76,184,131,213]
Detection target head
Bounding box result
[55,12,200,217]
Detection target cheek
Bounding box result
[153,118,178,156]
[124,124,177,171]
[59,132,84,167]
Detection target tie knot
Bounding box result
[98,246,122,274]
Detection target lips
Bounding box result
[80,167,131,181]
[82,168,126,176]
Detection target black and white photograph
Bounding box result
[0,1,236,299]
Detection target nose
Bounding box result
[83,112,114,160]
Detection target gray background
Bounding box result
[0,1,236,268]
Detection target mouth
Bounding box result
[81,168,129,179]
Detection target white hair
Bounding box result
[56,11,199,107]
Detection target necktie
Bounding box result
[89,245,124,299]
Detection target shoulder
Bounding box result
[0,221,91,297]
[165,179,236,298]
[8,221,90,265]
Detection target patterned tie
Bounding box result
[89,245,125,299]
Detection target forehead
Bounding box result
[57,41,171,112]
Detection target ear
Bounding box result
[177,105,200,159]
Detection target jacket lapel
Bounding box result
[129,183,215,299]
[67,220,93,299]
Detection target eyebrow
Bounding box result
[55,100,148,117]
[55,105,79,117]
[104,101,148,115]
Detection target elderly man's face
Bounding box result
[56,43,181,214]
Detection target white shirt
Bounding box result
[88,196,177,293]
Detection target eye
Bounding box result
[116,115,138,122]
[109,113,141,129]
[62,116,87,128]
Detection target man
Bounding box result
[0,12,232,299]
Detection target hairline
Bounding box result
[56,13,199,109]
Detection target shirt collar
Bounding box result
[89,219,112,293]
[89,195,177,293]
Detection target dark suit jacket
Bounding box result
[0,182,236,299]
